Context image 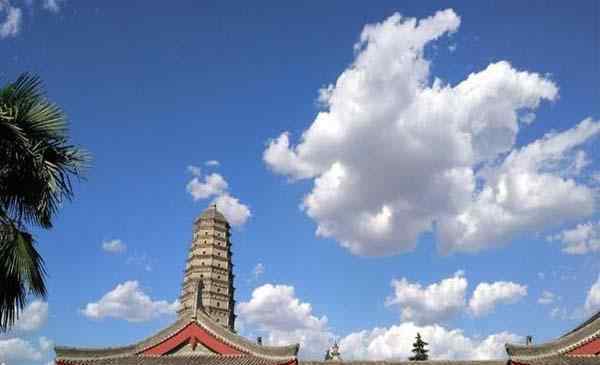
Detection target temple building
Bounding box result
[55,205,600,365]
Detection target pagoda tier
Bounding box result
[506,310,600,365]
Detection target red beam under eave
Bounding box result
[141,322,243,355]
[568,338,600,355]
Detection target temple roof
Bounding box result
[506,310,600,364]
[55,308,298,363]
[58,355,295,365]
[300,361,506,365]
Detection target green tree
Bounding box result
[0,74,89,331]
[409,332,429,361]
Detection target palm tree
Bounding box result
[0,73,90,331]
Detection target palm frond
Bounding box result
[0,73,89,331]
[0,224,47,331]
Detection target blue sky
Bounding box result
[0,0,599,363]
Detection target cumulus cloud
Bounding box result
[0,4,21,38]
[0,337,43,363]
[538,290,557,305]
[237,284,334,359]
[548,220,600,255]
[239,280,525,359]
[468,282,527,317]
[385,271,467,324]
[187,172,228,200]
[205,160,220,167]
[101,239,127,254]
[42,0,63,12]
[385,273,527,323]
[263,9,598,256]
[13,300,48,332]
[339,323,521,360]
[81,281,179,322]
[584,276,600,315]
[0,301,53,365]
[213,193,251,227]
[186,165,251,227]
[439,118,600,253]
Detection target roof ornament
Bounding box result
[324,342,341,361]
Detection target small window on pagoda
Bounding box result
[217,302,220,307]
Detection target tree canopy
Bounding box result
[409,332,429,361]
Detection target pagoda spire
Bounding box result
[178,205,236,331]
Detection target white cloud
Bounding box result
[238,281,524,360]
[13,300,48,332]
[468,282,527,317]
[519,112,536,124]
[237,284,334,359]
[0,336,53,364]
[213,193,251,227]
[186,165,251,227]
[187,172,228,200]
[538,290,557,305]
[264,9,598,256]
[101,239,126,254]
[385,273,527,323]
[252,263,265,280]
[584,275,600,315]
[205,160,220,167]
[81,281,179,322]
[385,271,467,324]
[0,4,21,38]
[187,165,202,177]
[38,337,53,352]
[0,338,42,362]
[548,220,600,255]
[448,43,457,52]
[339,323,521,360]
[42,0,63,12]
[439,118,600,253]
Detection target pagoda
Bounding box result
[55,205,299,365]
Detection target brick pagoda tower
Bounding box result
[178,204,236,331]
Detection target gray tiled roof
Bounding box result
[506,310,600,362]
[56,312,298,361]
[300,361,507,365]
[58,354,293,365]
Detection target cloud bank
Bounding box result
[263,9,598,256]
